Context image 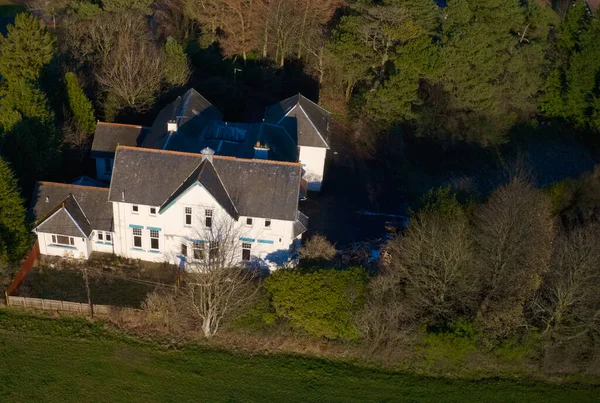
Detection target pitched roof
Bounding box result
[142,88,223,149]
[31,183,113,234]
[108,146,302,221]
[160,159,238,219]
[91,122,148,157]
[264,94,331,149]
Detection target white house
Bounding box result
[264,94,331,191]
[31,146,307,270]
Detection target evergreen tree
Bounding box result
[0,79,61,188]
[164,37,190,88]
[0,157,30,265]
[435,0,552,145]
[0,13,57,83]
[64,72,96,135]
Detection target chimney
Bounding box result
[201,147,215,162]
[167,119,177,133]
[254,141,269,160]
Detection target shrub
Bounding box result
[265,267,368,340]
[299,234,336,261]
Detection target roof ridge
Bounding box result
[97,121,144,129]
[116,145,302,168]
[298,93,331,116]
[38,181,110,191]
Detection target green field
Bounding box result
[0,309,598,403]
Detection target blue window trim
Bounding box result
[129,224,144,229]
[48,244,78,250]
[131,247,145,252]
[146,227,162,232]
[95,241,113,245]
[184,237,206,243]
[257,239,274,244]
[148,250,161,254]
[240,237,255,242]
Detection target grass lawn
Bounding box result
[0,309,598,402]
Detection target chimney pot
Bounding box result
[45,196,49,203]
[201,147,215,162]
[167,119,177,132]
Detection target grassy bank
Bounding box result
[0,309,598,402]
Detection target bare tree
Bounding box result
[162,211,260,337]
[184,265,259,337]
[533,224,600,345]
[386,205,476,323]
[472,176,556,340]
[96,27,164,118]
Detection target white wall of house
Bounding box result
[111,182,298,269]
[298,146,327,191]
[37,232,90,259]
[94,157,113,182]
[91,230,115,254]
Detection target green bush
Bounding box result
[544,178,578,214]
[419,319,479,370]
[265,267,368,340]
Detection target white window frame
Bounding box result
[193,241,204,259]
[265,219,271,229]
[97,231,112,244]
[149,230,160,251]
[181,242,188,257]
[205,209,213,228]
[132,205,139,214]
[241,242,251,261]
[150,207,157,216]
[51,234,75,246]
[185,207,193,226]
[246,217,253,226]
[132,228,142,248]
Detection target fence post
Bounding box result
[4,291,7,305]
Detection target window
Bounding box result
[242,243,251,261]
[132,205,139,214]
[104,158,112,172]
[209,241,219,260]
[205,209,213,228]
[150,207,157,216]
[150,230,159,250]
[246,217,253,226]
[185,207,192,226]
[52,235,74,246]
[97,231,112,244]
[265,219,271,228]
[181,243,188,257]
[132,228,142,248]
[193,241,204,259]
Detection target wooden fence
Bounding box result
[6,295,113,316]
[6,241,40,298]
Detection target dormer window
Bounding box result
[185,207,192,226]
[246,217,253,226]
[132,205,139,214]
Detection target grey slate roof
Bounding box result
[31,183,113,234]
[264,94,331,149]
[109,146,302,221]
[161,159,239,220]
[91,122,148,157]
[142,88,223,150]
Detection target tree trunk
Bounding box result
[345,81,354,102]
